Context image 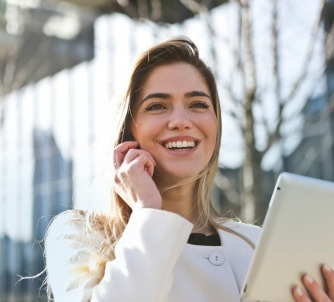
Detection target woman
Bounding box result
[45,37,334,302]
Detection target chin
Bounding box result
[154,165,203,183]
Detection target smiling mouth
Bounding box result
[163,140,198,150]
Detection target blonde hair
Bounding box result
[45,37,254,293]
[107,35,223,244]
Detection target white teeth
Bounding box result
[164,141,196,149]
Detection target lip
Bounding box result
[160,136,199,145]
[159,136,200,156]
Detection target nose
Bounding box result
[167,106,192,130]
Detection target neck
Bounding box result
[155,175,214,234]
[159,180,198,224]
[162,185,198,223]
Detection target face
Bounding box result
[130,62,218,184]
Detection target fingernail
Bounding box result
[323,264,332,273]
[304,274,314,284]
[295,286,303,297]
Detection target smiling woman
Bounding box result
[44,37,334,302]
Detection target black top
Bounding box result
[187,233,221,246]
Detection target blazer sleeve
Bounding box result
[45,208,193,302]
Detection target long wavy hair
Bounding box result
[108,35,225,235]
[46,37,253,292]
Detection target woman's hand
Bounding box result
[112,141,162,210]
[292,264,334,302]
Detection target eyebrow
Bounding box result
[140,90,211,104]
[185,91,211,99]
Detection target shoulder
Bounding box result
[48,209,86,227]
[46,210,87,243]
[225,220,261,237]
[45,209,105,255]
[219,219,262,247]
[45,210,107,295]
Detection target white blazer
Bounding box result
[46,209,261,302]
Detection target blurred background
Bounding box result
[0,0,333,301]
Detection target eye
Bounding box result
[190,101,210,109]
[145,102,166,111]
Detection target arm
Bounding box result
[46,141,191,301]
[45,208,193,302]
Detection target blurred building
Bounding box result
[0,1,92,301]
[0,129,72,301]
[0,1,95,96]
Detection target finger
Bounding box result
[143,155,155,177]
[129,154,155,177]
[322,264,334,301]
[302,274,331,302]
[123,148,156,166]
[113,141,139,168]
[292,286,312,302]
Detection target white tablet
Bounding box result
[241,172,334,302]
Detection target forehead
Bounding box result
[141,62,210,96]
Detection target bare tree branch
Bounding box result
[271,0,280,102]
[240,0,256,152]
[238,0,259,221]
[281,1,326,104]
[267,0,284,154]
[240,0,256,95]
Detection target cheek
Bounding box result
[132,115,162,136]
[131,121,157,147]
[205,118,218,153]
[204,116,218,138]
